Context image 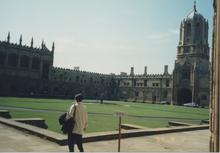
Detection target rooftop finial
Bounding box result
[194,0,197,12]
[52,42,55,52]
[31,37,33,48]
[19,34,22,45]
[7,32,10,43]
[41,40,44,49]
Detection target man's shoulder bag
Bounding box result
[59,105,76,134]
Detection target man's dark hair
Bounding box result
[75,93,83,102]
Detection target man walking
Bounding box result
[66,93,88,152]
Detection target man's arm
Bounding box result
[84,109,88,130]
[66,104,75,119]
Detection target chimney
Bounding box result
[164,65,169,75]
[144,66,147,75]
[130,67,134,76]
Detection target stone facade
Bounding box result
[0,34,118,99]
[0,33,54,97]
[0,33,54,80]
[116,66,172,103]
[172,3,210,106]
[50,67,117,99]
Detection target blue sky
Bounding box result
[0,0,214,74]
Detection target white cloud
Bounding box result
[145,29,179,41]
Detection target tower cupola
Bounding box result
[177,1,209,62]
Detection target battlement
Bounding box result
[116,73,172,79]
[0,33,54,54]
[52,67,114,77]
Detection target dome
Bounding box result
[185,2,205,21]
[186,10,205,21]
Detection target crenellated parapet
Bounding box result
[0,33,54,80]
[0,33,54,55]
[51,66,115,86]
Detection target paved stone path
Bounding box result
[0,123,209,152]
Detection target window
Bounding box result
[133,80,136,86]
[182,69,190,80]
[166,80,169,87]
[144,80,147,86]
[8,53,18,67]
[201,95,207,100]
[195,23,201,40]
[0,52,6,65]
[20,55,29,68]
[164,90,168,98]
[178,48,181,54]
[32,57,40,70]
[101,78,104,84]
[153,83,159,87]
[89,77,93,83]
[186,23,191,36]
[76,76,79,82]
[184,47,190,53]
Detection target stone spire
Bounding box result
[144,66,147,75]
[19,34,22,45]
[41,40,44,49]
[194,0,197,12]
[7,32,10,43]
[31,37,33,48]
[163,65,169,75]
[130,67,134,76]
[52,42,55,52]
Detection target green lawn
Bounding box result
[0,97,209,133]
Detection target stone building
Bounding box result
[50,67,117,99]
[0,33,54,96]
[0,33,117,99]
[172,3,210,106]
[116,66,172,103]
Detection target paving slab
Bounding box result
[0,123,209,152]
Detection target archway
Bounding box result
[177,88,192,105]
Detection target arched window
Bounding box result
[89,77,93,83]
[100,78,104,84]
[144,80,147,86]
[32,57,40,70]
[76,76,79,82]
[182,68,190,80]
[195,23,201,40]
[166,80,169,87]
[164,90,168,98]
[186,23,191,36]
[8,53,18,67]
[0,52,6,65]
[42,61,50,80]
[20,55,30,68]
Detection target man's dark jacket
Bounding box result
[59,112,74,134]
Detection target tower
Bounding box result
[173,2,210,106]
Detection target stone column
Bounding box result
[210,0,220,152]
